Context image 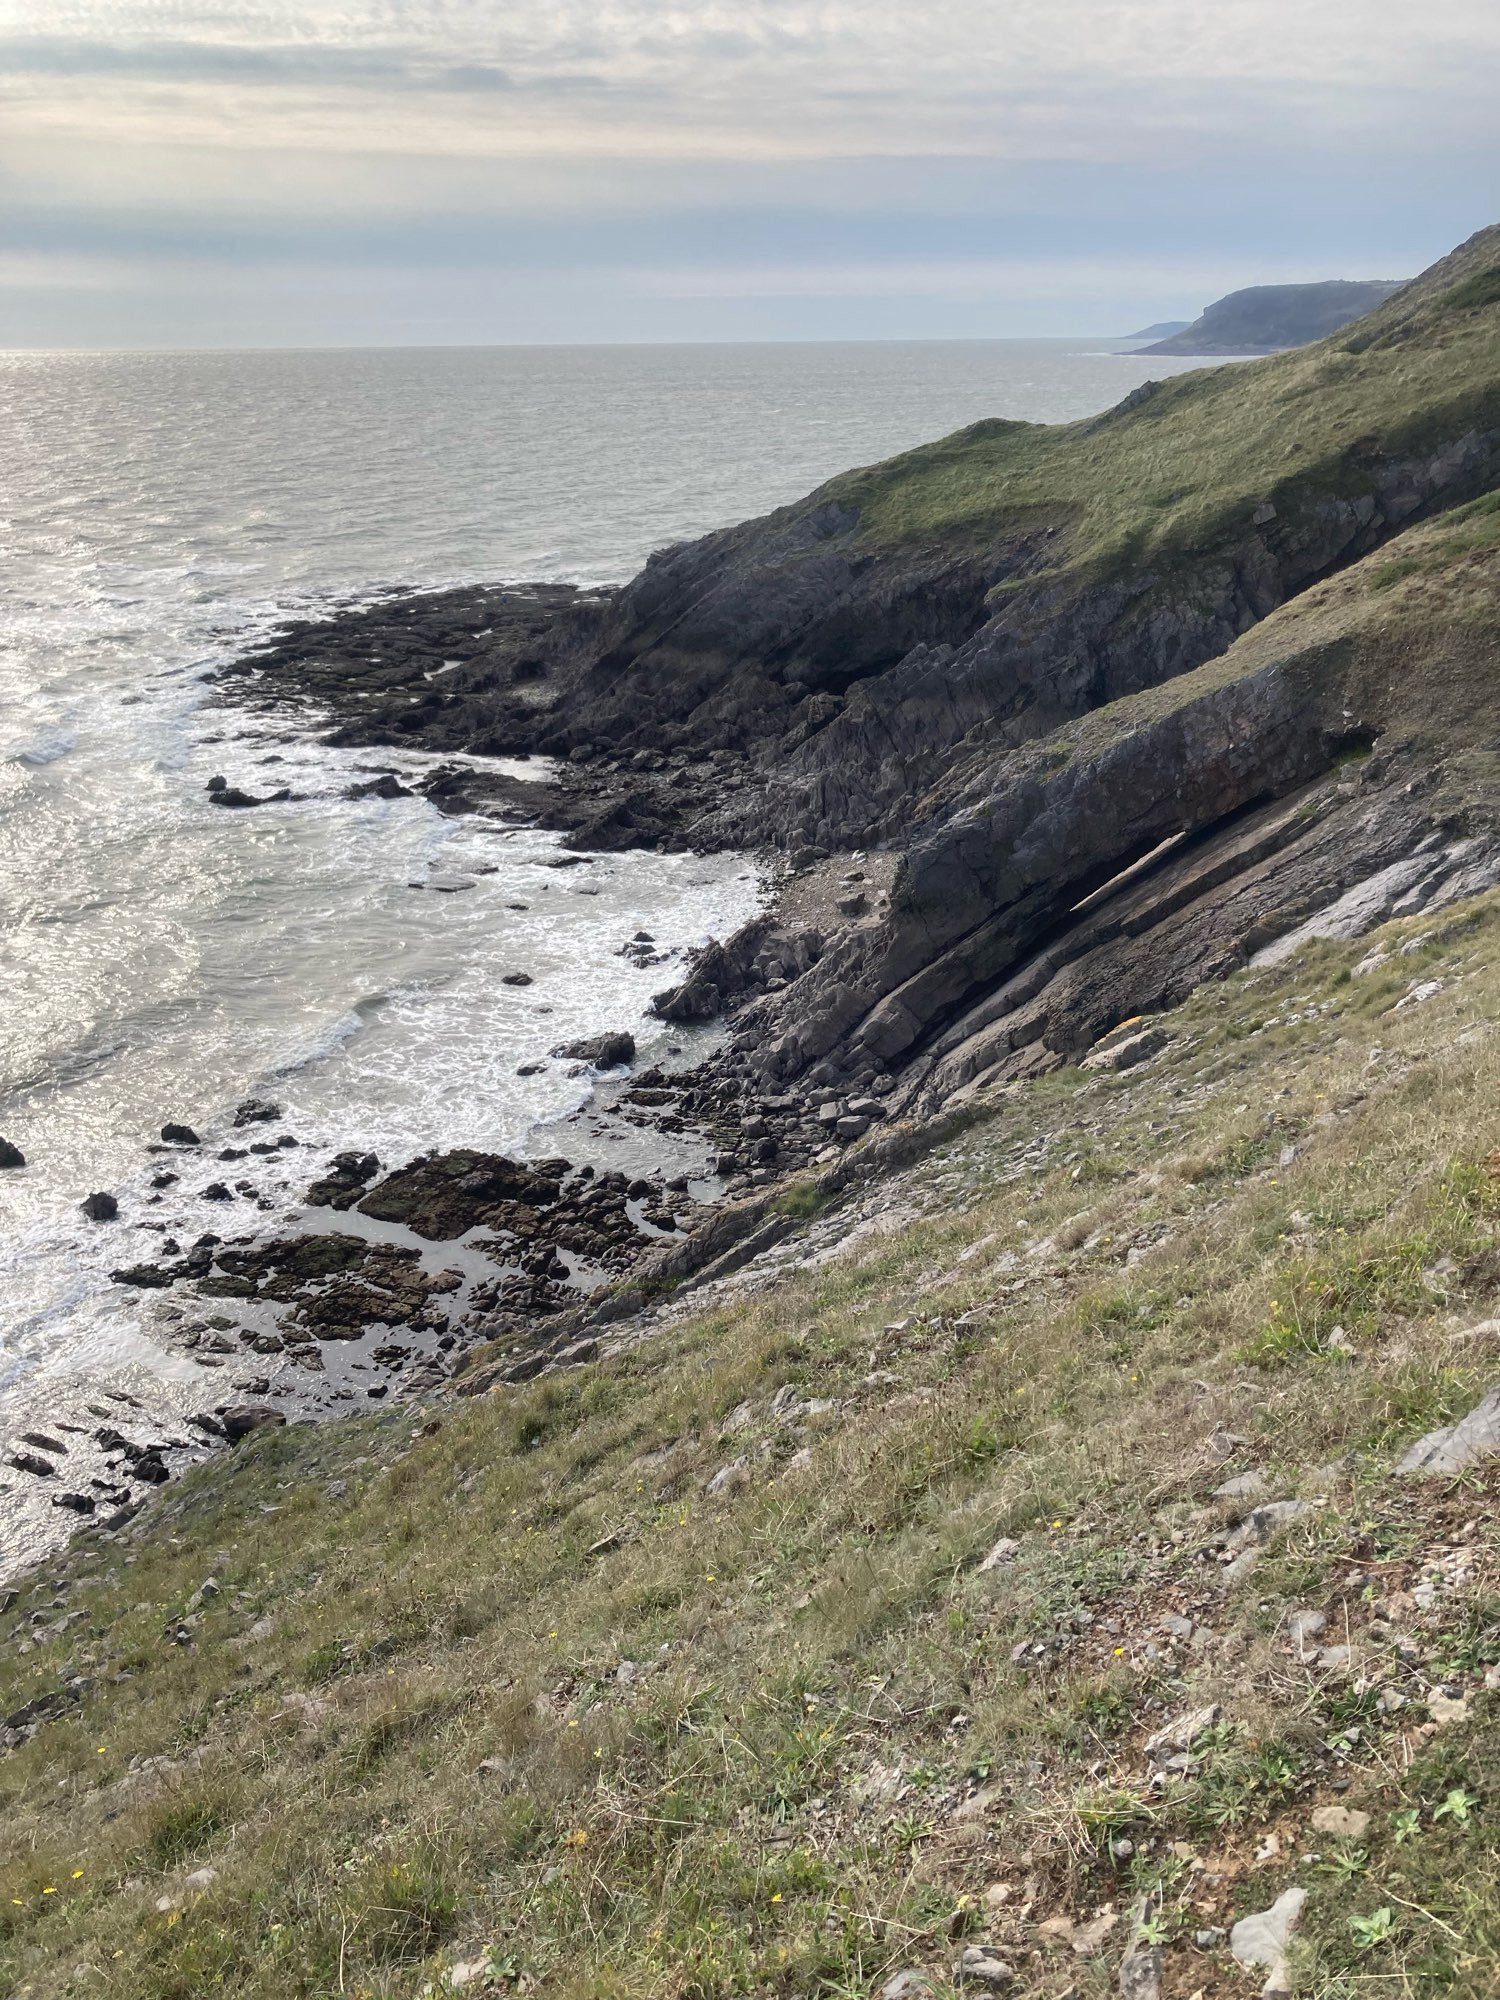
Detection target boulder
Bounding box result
[1230,1887,1306,1998]
[304,1150,382,1210]
[160,1123,200,1145]
[0,1138,24,1169]
[552,1031,636,1069]
[356,1148,562,1240]
[1081,1024,1168,1073]
[220,1405,288,1444]
[81,1191,118,1222]
[232,1098,282,1127]
[1398,1385,1500,1475]
[346,772,412,800]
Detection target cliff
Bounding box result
[9,227,1500,1995]
[1142,278,1407,354]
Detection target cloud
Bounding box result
[0,0,1495,343]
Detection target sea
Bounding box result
[0,336,1202,1569]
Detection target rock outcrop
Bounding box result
[226,225,1500,1118]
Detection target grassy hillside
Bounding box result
[822,227,1500,573]
[5,872,1500,1996]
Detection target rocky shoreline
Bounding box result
[10,224,1500,1558]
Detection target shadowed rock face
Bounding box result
[229,227,1500,1114]
[491,428,1490,871]
[728,488,1500,1100]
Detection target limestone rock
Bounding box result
[956,1945,1013,1989]
[1230,1887,1306,1997]
[1398,1386,1500,1475]
[1143,1702,1219,1764]
[1310,1805,1370,1838]
[977,1535,1021,1573]
[880,1973,935,2000]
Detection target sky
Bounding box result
[1,1,1497,347]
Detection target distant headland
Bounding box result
[1137,276,1408,354]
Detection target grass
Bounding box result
[809,226,1500,584]
[4,886,1500,1996]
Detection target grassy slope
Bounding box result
[818,228,1500,574]
[1049,485,1500,758]
[5,882,1500,1993]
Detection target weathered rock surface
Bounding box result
[1230,1886,1306,1997]
[205,228,1500,1263]
[304,1150,381,1210]
[355,1150,562,1240]
[220,1405,288,1444]
[551,1031,636,1069]
[1398,1384,1500,1475]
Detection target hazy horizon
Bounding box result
[2,331,1180,355]
[1,2,1496,348]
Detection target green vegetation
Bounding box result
[5,883,1500,1997]
[815,227,1500,576]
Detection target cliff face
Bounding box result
[1142,277,1406,354]
[517,226,1500,861]
[739,495,1500,1104]
[236,227,1500,1110]
[617,224,1500,1098]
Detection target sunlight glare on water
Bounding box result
[0,338,1202,1563]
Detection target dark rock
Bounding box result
[346,772,412,800]
[20,1432,66,1454]
[207,787,266,809]
[201,1183,233,1202]
[220,1405,287,1444]
[233,1098,281,1127]
[501,972,533,987]
[305,1150,382,1210]
[206,774,227,792]
[160,1123,200,1146]
[53,1492,96,1515]
[551,1031,636,1069]
[130,1453,171,1485]
[3,1688,77,1734]
[9,1451,56,1477]
[357,1148,561,1240]
[113,1259,178,1289]
[0,1138,24,1169]
[81,1192,118,1222]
